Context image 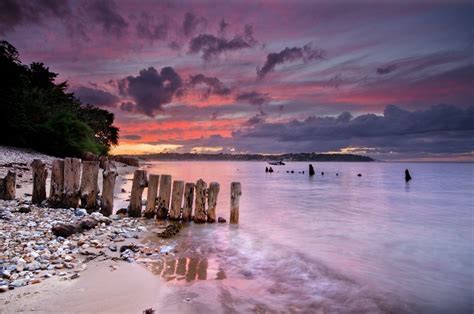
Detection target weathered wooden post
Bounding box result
[129,170,147,217]
[309,164,315,176]
[207,182,220,223]
[31,159,48,204]
[156,174,172,220]
[0,171,16,200]
[194,179,207,223]
[170,180,184,220]
[182,183,195,222]
[144,174,160,219]
[230,182,241,224]
[49,159,64,206]
[101,170,118,216]
[63,158,82,208]
[80,161,100,211]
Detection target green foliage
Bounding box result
[0,40,119,157]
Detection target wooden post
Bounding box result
[129,170,147,217]
[0,171,16,200]
[101,170,117,216]
[144,174,160,219]
[31,159,48,205]
[230,182,241,224]
[182,183,195,222]
[80,161,100,211]
[207,182,220,223]
[49,159,64,206]
[156,174,172,220]
[170,180,184,220]
[194,179,207,223]
[63,158,82,208]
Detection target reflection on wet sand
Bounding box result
[148,257,226,282]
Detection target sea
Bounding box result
[116,161,473,313]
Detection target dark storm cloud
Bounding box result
[235,91,271,106]
[377,64,398,75]
[88,0,128,37]
[189,25,257,61]
[74,86,119,107]
[119,66,183,116]
[257,44,325,79]
[188,74,231,97]
[182,12,205,37]
[230,104,474,155]
[136,13,168,40]
[0,0,71,34]
[122,134,142,140]
[244,110,267,126]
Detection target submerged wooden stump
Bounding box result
[207,182,220,223]
[309,164,315,176]
[182,182,195,222]
[31,159,48,205]
[101,170,117,217]
[129,170,147,217]
[144,174,160,219]
[0,171,16,200]
[194,179,207,223]
[49,159,64,206]
[170,180,184,220]
[80,161,100,211]
[230,182,241,224]
[157,174,172,220]
[63,158,82,208]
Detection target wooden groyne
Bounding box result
[0,157,241,224]
[128,170,241,224]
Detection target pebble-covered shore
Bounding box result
[0,199,174,294]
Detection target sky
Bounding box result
[1,0,473,161]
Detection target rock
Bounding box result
[321,172,324,175]
[121,188,126,193]
[30,279,41,284]
[108,245,117,252]
[18,206,30,213]
[75,208,87,217]
[357,173,362,177]
[70,273,80,280]
[157,224,182,239]
[78,217,99,231]
[268,167,274,173]
[0,285,8,292]
[110,214,121,221]
[116,208,127,216]
[52,223,77,238]
[218,217,226,223]
[10,279,25,288]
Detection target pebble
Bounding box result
[0,192,157,294]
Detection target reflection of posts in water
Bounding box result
[155,257,209,282]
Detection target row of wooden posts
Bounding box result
[129,169,242,224]
[1,158,242,224]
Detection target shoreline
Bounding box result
[0,146,195,313]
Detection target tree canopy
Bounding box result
[0,40,119,157]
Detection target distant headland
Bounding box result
[131,153,374,162]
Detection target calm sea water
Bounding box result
[117,161,473,313]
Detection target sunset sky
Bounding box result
[2,0,473,160]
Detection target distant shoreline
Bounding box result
[125,153,375,162]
